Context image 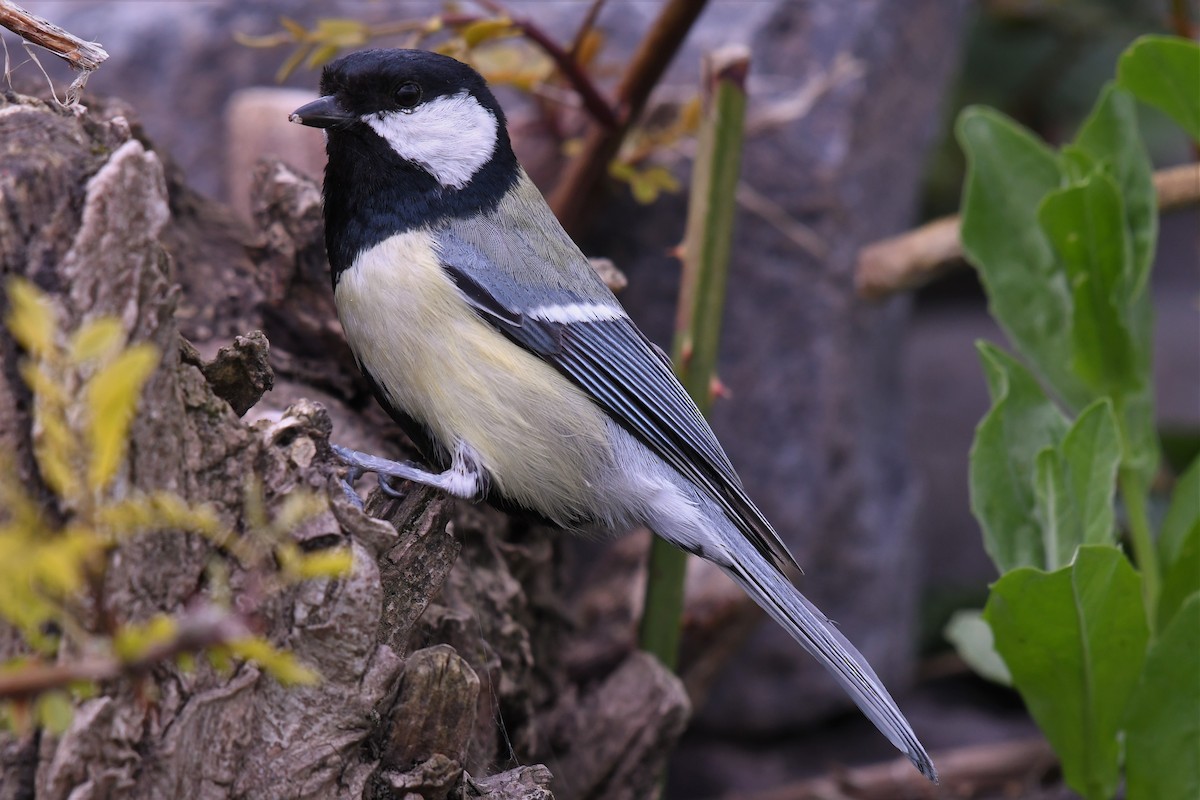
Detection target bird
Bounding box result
[289,48,936,782]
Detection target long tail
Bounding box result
[719,532,938,782]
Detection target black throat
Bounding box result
[322,125,518,287]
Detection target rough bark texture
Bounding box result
[0,91,689,800]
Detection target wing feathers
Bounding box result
[443,258,799,574]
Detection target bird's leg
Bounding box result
[333,443,484,504]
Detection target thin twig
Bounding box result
[0,606,247,700]
[856,162,1200,300]
[0,1,107,71]
[0,0,107,105]
[549,0,711,233]
[473,0,617,129]
[726,737,1059,800]
[568,0,608,61]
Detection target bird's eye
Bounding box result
[395,82,422,110]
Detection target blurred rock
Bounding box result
[226,88,326,220]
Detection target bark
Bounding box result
[0,90,688,800]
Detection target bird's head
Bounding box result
[290,48,513,192]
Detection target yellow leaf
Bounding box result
[5,279,56,358]
[35,414,78,500]
[306,43,341,70]
[279,16,308,40]
[35,690,74,733]
[68,318,125,364]
[312,18,368,47]
[94,493,222,540]
[113,615,177,662]
[276,44,311,83]
[461,18,514,48]
[18,362,65,407]
[225,638,319,686]
[269,491,327,535]
[677,95,703,136]
[643,165,681,193]
[290,547,353,581]
[85,343,159,491]
[574,29,605,68]
[631,176,658,204]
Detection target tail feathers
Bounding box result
[722,540,938,783]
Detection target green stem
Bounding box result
[638,47,749,669]
[638,536,689,670]
[1120,467,1159,627]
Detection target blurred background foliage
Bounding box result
[921,0,1195,221]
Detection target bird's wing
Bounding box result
[435,225,800,575]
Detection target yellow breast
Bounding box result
[333,231,613,522]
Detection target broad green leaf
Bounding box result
[1158,521,1199,632]
[957,108,1087,407]
[1161,455,1200,567]
[1158,457,1200,630]
[1124,593,1200,800]
[969,342,1070,573]
[985,546,1149,800]
[944,608,1011,685]
[1033,400,1122,570]
[1072,84,1158,295]
[1038,173,1137,397]
[1117,35,1200,142]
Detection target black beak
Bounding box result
[289,95,353,128]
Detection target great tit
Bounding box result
[290,48,935,781]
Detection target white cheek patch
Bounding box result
[364,91,499,189]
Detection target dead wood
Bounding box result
[0,90,689,800]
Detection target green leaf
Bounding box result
[944,608,1011,685]
[1033,399,1122,570]
[957,108,1087,407]
[1124,592,1200,800]
[1158,521,1199,632]
[1072,84,1158,295]
[1117,35,1200,142]
[1038,173,1137,397]
[969,342,1070,573]
[1161,455,1200,567]
[985,546,1149,800]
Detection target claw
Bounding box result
[378,474,407,498]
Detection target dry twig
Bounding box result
[726,737,1059,800]
[0,606,247,700]
[0,0,107,103]
[549,0,711,233]
[856,161,1200,300]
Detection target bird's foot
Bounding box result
[332,443,483,503]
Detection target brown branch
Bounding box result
[0,606,248,701]
[725,737,1059,800]
[549,0,711,234]
[472,0,617,129]
[856,162,1200,300]
[0,0,108,71]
